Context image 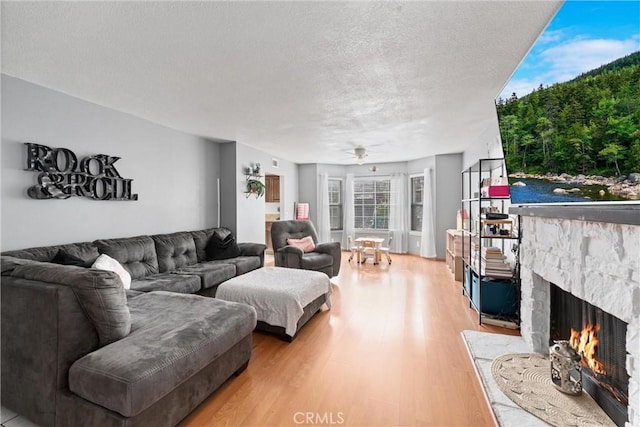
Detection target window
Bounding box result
[328,179,342,230]
[411,176,424,231]
[353,179,390,230]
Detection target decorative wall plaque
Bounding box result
[24,143,138,201]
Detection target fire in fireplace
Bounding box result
[550,284,629,426]
[569,324,606,375]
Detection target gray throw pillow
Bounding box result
[9,261,131,346]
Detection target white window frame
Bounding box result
[352,176,391,231]
[409,173,423,235]
[328,178,343,231]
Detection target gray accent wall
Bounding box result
[297,164,318,224]
[1,75,221,251]
[434,153,462,258]
[219,142,237,234]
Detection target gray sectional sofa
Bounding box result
[1,228,267,427]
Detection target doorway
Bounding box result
[265,174,282,254]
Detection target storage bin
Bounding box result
[471,274,517,316]
[481,185,510,197]
[464,266,472,297]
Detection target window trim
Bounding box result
[328,178,343,231]
[352,176,391,231]
[410,174,424,233]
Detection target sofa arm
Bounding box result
[275,246,304,269]
[238,243,267,257]
[237,242,267,267]
[315,242,342,276]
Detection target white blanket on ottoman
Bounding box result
[216,267,331,337]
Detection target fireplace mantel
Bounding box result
[510,203,640,225]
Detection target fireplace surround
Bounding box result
[550,284,629,425]
[511,204,639,427]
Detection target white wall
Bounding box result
[1,75,221,250]
[234,143,298,243]
[462,111,504,169]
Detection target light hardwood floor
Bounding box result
[180,253,519,427]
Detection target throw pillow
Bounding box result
[52,249,86,267]
[287,236,316,253]
[206,228,241,260]
[92,254,132,290]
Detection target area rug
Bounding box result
[491,353,616,427]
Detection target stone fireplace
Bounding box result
[513,204,639,427]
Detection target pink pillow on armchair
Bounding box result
[286,236,316,253]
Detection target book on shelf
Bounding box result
[478,247,514,279]
[482,246,505,258]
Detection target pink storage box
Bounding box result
[481,185,510,198]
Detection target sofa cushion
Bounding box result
[177,262,236,289]
[2,258,130,346]
[68,292,257,418]
[223,256,262,275]
[2,241,99,265]
[152,232,198,273]
[131,272,201,294]
[126,289,145,299]
[94,236,159,279]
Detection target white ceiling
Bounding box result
[1,1,561,165]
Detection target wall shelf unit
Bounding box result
[445,229,465,282]
[461,158,520,327]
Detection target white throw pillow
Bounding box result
[92,254,132,290]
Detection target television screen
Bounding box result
[496,1,640,204]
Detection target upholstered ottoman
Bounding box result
[216,267,331,341]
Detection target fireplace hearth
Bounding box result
[550,284,629,425]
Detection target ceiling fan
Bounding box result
[330,142,384,164]
[353,147,368,165]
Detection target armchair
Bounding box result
[270,220,341,277]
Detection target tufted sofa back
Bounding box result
[2,242,99,265]
[152,232,198,272]
[94,236,159,279]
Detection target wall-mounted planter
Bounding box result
[245,178,265,198]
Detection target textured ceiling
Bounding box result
[1,1,561,165]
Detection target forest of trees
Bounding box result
[496,51,640,177]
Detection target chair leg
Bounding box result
[386,253,392,264]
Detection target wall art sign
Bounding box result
[24,143,138,201]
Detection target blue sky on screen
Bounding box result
[498,1,640,101]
